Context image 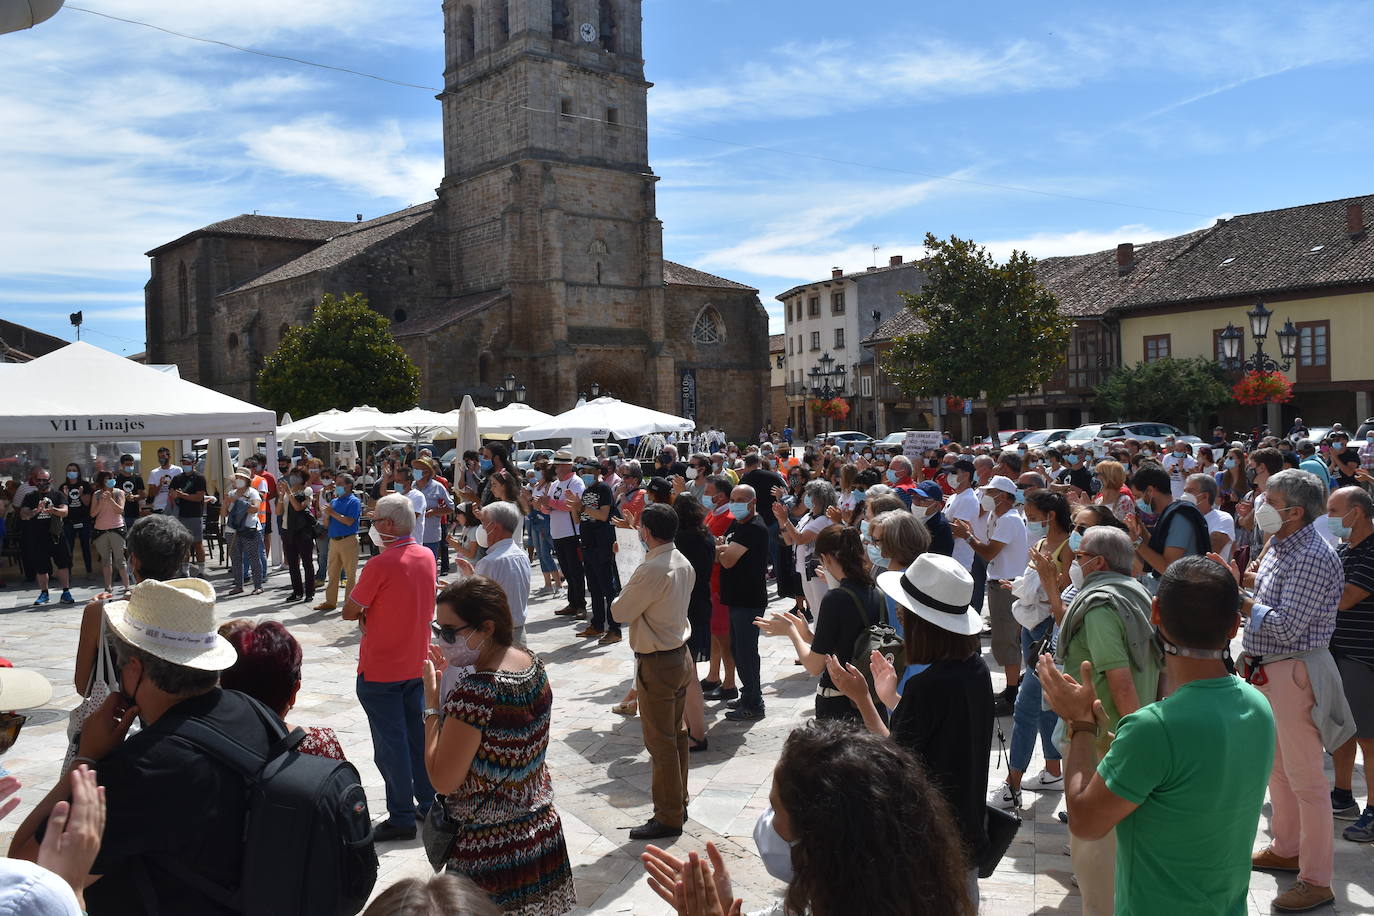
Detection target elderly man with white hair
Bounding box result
[884,454,919,508]
[1239,469,1352,913]
[456,500,532,647]
[343,493,436,843]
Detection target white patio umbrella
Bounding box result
[515,396,696,442]
[455,396,481,455]
[482,402,556,439]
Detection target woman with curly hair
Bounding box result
[641,719,974,916]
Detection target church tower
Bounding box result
[437,0,671,410]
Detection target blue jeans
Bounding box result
[355,675,434,828]
[424,542,441,567]
[529,513,558,572]
[728,607,765,710]
[230,528,264,589]
[1009,617,1061,774]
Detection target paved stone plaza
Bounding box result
[0,556,1371,914]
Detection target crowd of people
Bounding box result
[1,419,1373,914]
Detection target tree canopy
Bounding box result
[882,233,1074,444]
[1094,357,1233,431]
[256,292,421,420]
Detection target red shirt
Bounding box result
[706,506,734,609]
[350,538,436,682]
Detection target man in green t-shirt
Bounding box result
[1040,555,1276,916]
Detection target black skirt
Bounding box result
[776,541,803,600]
[686,597,712,663]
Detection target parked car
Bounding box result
[1065,421,1187,449]
[514,448,555,471]
[977,429,1032,445]
[815,430,874,452]
[876,431,911,449]
[1017,428,1073,448]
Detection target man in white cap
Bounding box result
[8,578,275,915]
[539,451,588,620]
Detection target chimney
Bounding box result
[831,267,844,279]
[867,266,878,271]
[1116,242,1134,275]
[1348,202,1366,239]
[889,255,903,266]
[356,213,363,222]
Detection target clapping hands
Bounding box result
[642,843,741,916]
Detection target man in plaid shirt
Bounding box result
[1238,469,1351,912]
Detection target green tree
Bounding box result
[256,292,421,419]
[1094,357,1233,432]
[881,234,1074,444]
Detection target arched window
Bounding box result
[496,0,509,43]
[599,0,617,52]
[458,5,475,62]
[551,0,570,41]
[176,262,190,333]
[227,332,239,350]
[692,307,723,346]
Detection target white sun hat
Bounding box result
[0,666,53,711]
[103,578,239,671]
[877,553,980,636]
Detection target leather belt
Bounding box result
[634,645,686,659]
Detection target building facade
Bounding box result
[776,256,923,438]
[144,0,770,437]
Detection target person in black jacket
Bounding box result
[1125,464,1208,587]
[828,552,993,905]
[911,480,955,556]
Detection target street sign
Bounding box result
[903,430,941,457]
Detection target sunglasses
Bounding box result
[431,621,473,645]
[0,712,27,755]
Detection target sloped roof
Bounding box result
[390,290,506,339]
[775,260,918,301]
[663,261,757,291]
[224,202,438,295]
[768,333,784,352]
[1037,193,1374,318]
[146,214,352,257]
[863,308,926,345]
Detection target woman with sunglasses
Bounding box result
[422,576,575,915]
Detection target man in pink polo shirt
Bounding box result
[343,493,436,842]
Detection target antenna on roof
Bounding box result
[872,245,879,268]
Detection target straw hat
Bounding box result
[551,450,575,465]
[232,466,254,482]
[103,578,238,671]
[876,553,980,636]
[0,664,52,711]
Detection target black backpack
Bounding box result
[155,695,378,915]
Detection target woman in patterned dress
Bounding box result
[422,577,575,916]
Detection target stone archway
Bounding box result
[575,360,641,403]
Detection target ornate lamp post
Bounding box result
[493,373,527,405]
[809,352,843,438]
[1218,300,1299,430]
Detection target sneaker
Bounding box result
[724,706,765,722]
[987,783,1022,811]
[1272,879,1334,912]
[1027,770,1064,791]
[33,591,49,606]
[597,632,622,646]
[1343,806,1374,843]
[1332,789,1360,820]
[59,589,75,605]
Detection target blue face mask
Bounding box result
[1067,454,1080,465]
[411,469,424,481]
[885,469,898,484]
[104,478,117,488]
[581,474,596,487]
[865,543,888,568]
[1327,513,1353,539]
[1026,520,1048,541]
[729,501,752,520]
[1068,530,1083,551]
[859,519,869,537]
[1224,458,1237,470]
[392,482,404,493]
[1014,488,1026,506]
[479,458,493,471]
[1135,496,1153,515]
[802,495,813,512]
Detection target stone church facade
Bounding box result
[144,0,769,435]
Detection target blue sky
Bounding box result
[3,0,1373,355]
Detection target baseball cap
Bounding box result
[646,477,673,501]
[914,481,944,502]
[980,477,1018,496]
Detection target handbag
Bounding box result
[840,585,905,698]
[978,804,1023,878]
[420,793,461,871]
[64,616,118,771]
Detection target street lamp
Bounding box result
[1218,299,1301,430]
[590,381,601,398]
[514,384,528,404]
[809,352,844,438]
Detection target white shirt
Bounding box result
[474,536,532,627]
[547,475,585,540]
[1204,507,1235,562]
[794,514,833,575]
[947,488,980,569]
[226,484,262,530]
[986,508,1029,580]
[403,487,427,528]
[1162,453,1197,499]
[148,465,177,511]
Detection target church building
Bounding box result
[143,0,769,434]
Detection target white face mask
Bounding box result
[686,468,698,480]
[1178,492,1198,505]
[753,807,797,882]
[978,492,997,512]
[910,503,929,521]
[1069,560,1086,589]
[1255,501,1285,535]
[474,524,489,548]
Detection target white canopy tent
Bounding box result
[514,397,695,447]
[0,342,276,441]
[480,402,555,439]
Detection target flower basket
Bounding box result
[945,396,965,414]
[1231,370,1293,406]
[809,397,850,420]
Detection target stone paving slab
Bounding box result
[0,557,1370,913]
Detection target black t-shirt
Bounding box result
[170,472,207,518]
[1334,537,1374,667]
[674,526,716,614]
[740,468,786,524]
[889,654,994,860]
[924,510,956,557]
[55,689,277,916]
[809,579,884,690]
[19,489,58,540]
[59,480,91,525]
[578,481,617,543]
[719,515,770,608]
[1066,465,1092,491]
[655,460,688,480]
[115,473,145,521]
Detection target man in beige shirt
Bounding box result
[612,502,695,840]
